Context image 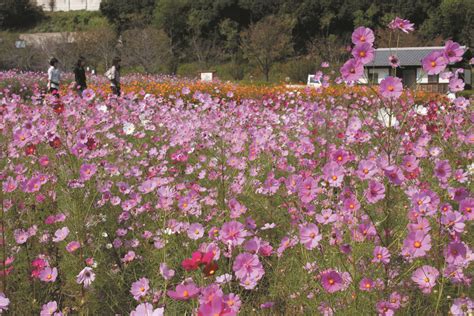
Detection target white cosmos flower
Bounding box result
[123,122,135,135]
[377,108,399,128]
[414,105,428,116]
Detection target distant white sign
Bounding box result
[307,74,322,88]
[201,72,213,82]
[15,40,26,48]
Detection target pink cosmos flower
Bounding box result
[389,55,400,68]
[39,267,58,282]
[402,231,432,258]
[322,161,345,187]
[14,229,29,244]
[365,180,386,204]
[2,177,17,193]
[340,59,364,82]
[450,297,474,315]
[379,76,403,99]
[376,301,395,316]
[219,221,249,246]
[444,40,464,63]
[359,277,374,291]
[422,51,447,75]
[320,270,344,293]
[40,300,57,316]
[188,223,204,240]
[372,246,391,264]
[388,17,415,33]
[351,27,375,45]
[130,277,150,301]
[52,227,69,242]
[167,282,200,300]
[131,303,164,316]
[298,177,318,204]
[66,241,81,253]
[444,242,468,266]
[449,77,465,92]
[352,43,375,64]
[0,293,9,313]
[411,265,439,294]
[299,223,322,250]
[459,198,473,220]
[76,267,95,289]
[79,163,97,181]
[198,296,236,316]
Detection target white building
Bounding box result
[33,0,101,11]
[360,47,471,93]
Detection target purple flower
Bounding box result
[389,55,400,68]
[159,262,175,280]
[76,267,96,289]
[379,76,403,99]
[459,197,473,220]
[340,59,364,82]
[450,297,474,315]
[356,159,377,180]
[320,270,344,293]
[130,277,150,301]
[434,160,451,182]
[352,43,375,64]
[351,27,375,45]
[444,40,464,63]
[449,77,465,92]
[444,242,468,266]
[198,296,235,316]
[299,223,322,250]
[298,177,318,203]
[376,301,395,316]
[422,51,447,75]
[365,180,385,204]
[411,265,439,294]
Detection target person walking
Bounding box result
[73,56,87,96]
[105,57,121,96]
[47,57,61,96]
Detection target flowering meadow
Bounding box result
[0,21,473,316]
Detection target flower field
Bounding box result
[0,26,473,316]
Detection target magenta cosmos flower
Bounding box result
[411,265,439,294]
[233,252,265,282]
[130,277,150,301]
[422,51,447,75]
[379,76,403,99]
[299,223,322,250]
[167,282,200,301]
[340,59,364,82]
[359,277,374,291]
[351,26,375,45]
[365,180,386,204]
[320,270,344,293]
[352,43,375,64]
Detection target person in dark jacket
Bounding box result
[73,56,87,96]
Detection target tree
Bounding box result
[75,27,119,70]
[0,0,43,29]
[121,28,172,73]
[100,0,156,32]
[240,15,294,81]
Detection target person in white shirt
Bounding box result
[47,57,61,96]
[105,57,121,96]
